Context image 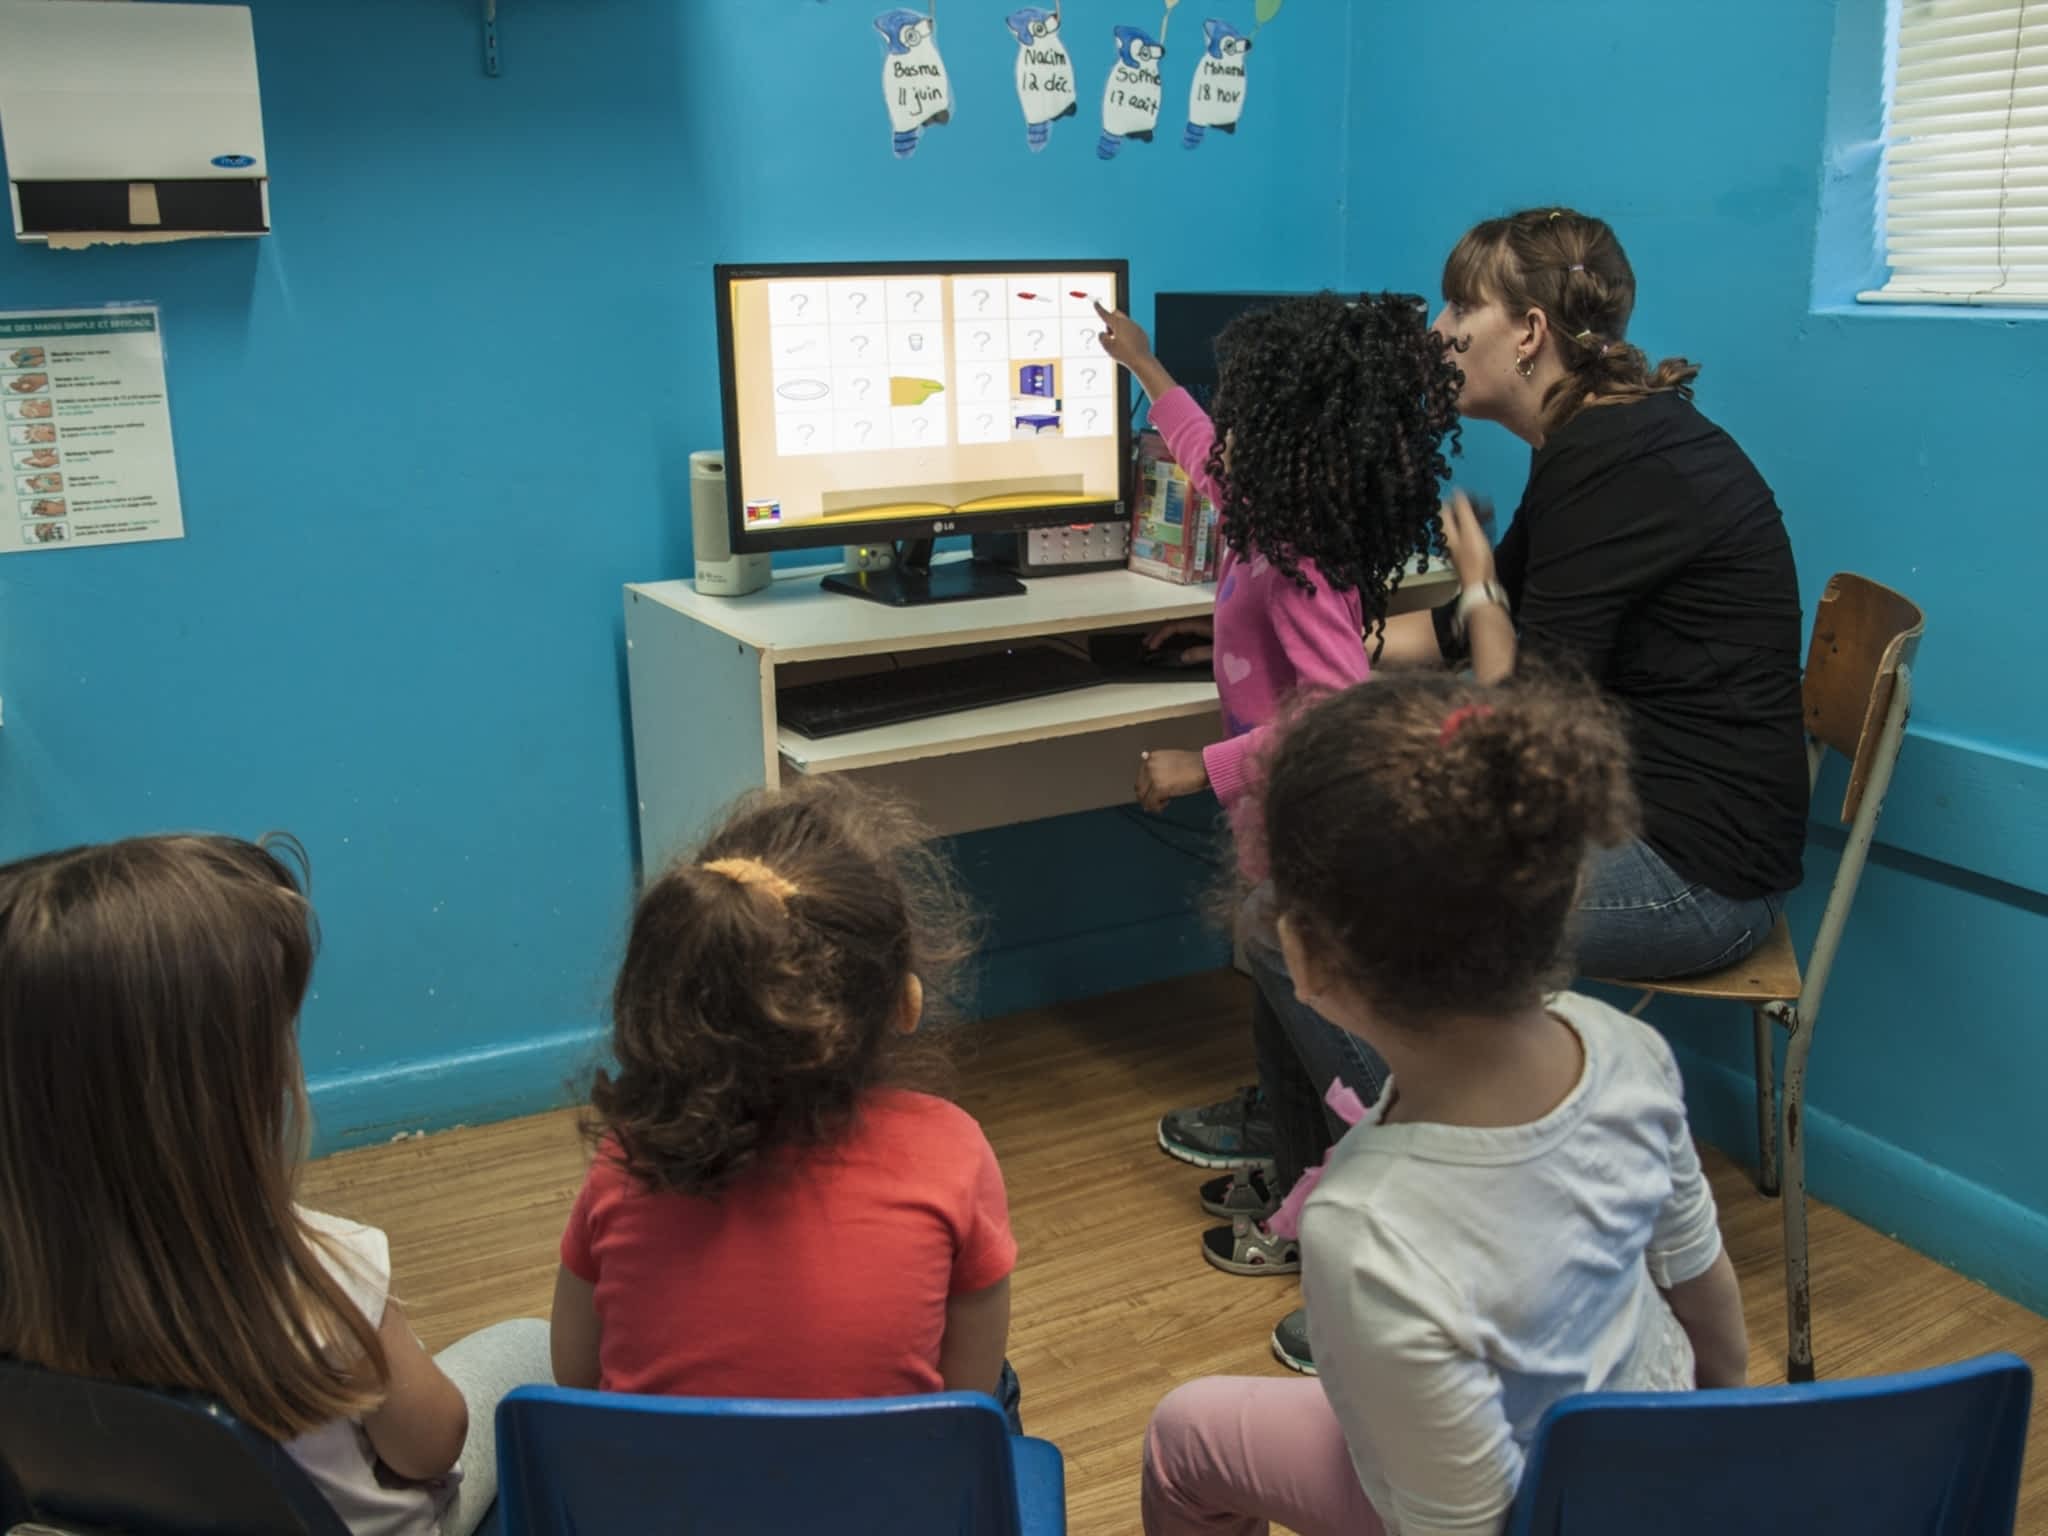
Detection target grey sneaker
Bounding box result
[1158,1085,1276,1169]
[1198,1165,1282,1220]
[1271,1307,1316,1375]
[1201,1215,1301,1276]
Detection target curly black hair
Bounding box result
[1206,291,1462,649]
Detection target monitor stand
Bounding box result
[820,539,1025,607]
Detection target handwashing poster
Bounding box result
[0,307,184,555]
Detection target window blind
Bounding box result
[1864,0,2048,305]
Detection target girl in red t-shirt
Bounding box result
[552,779,1021,1425]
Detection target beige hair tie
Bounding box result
[702,857,800,905]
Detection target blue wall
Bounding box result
[0,0,1354,1148]
[5,0,2042,1319]
[1343,1,2048,1310]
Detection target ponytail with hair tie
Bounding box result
[590,778,974,1199]
[702,856,800,906]
[1263,671,1641,1025]
[1438,704,1494,744]
[1441,206,1702,434]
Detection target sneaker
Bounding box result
[1158,1085,1276,1169]
[1270,1307,1316,1375]
[1198,1165,1282,1221]
[1200,1215,1301,1277]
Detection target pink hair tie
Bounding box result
[1439,704,1495,744]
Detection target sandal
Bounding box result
[1200,1214,1301,1276]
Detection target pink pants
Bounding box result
[1142,1376,1388,1536]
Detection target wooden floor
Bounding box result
[302,971,2048,1535]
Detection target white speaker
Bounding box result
[690,450,771,597]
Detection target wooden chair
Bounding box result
[1599,573,1925,1384]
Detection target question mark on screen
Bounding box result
[852,334,871,355]
[913,417,930,439]
[1082,368,1099,389]
[791,293,809,317]
[798,423,816,446]
[972,287,991,310]
[978,413,994,431]
[853,378,872,399]
[975,331,992,350]
[1082,408,1100,430]
[908,290,926,313]
[850,292,868,313]
[1028,329,1045,350]
[857,420,873,442]
[976,372,993,392]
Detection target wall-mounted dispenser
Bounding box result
[0,0,268,246]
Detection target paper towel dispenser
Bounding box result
[0,0,269,245]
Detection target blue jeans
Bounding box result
[1574,838,1786,981]
[1243,843,1783,1167]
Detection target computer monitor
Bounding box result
[714,259,1132,605]
[1152,291,1307,411]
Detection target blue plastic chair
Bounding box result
[0,1356,350,1536]
[1503,1352,2032,1535]
[496,1385,1066,1535]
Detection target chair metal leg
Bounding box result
[1752,1007,1780,1199]
[1775,1000,1815,1382]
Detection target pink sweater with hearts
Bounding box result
[1149,387,1371,874]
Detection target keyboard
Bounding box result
[778,646,1106,739]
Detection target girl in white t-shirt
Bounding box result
[1143,674,1750,1536]
[0,834,550,1536]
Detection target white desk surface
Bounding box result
[630,554,1456,666]
[628,561,1218,664]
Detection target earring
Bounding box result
[1514,353,1535,379]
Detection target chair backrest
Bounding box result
[1802,572,1926,822]
[1503,1352,2032,1536]
[0,1357,349,1536]
[496,1385,1026,1536]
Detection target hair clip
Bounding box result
[1573,329,1594,343]
[703,857,800,905]
[1439,704,1495,744]
[1568,263,1586,273]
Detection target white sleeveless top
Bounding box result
[284,1209,457,1536]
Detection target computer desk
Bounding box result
[623,554,1458,873]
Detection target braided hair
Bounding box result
[1443,207,1701,437]
[1204,292,1462,648]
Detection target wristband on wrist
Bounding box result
[1451,579,1509,643]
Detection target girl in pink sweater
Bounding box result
[1094,293,1462,1309]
